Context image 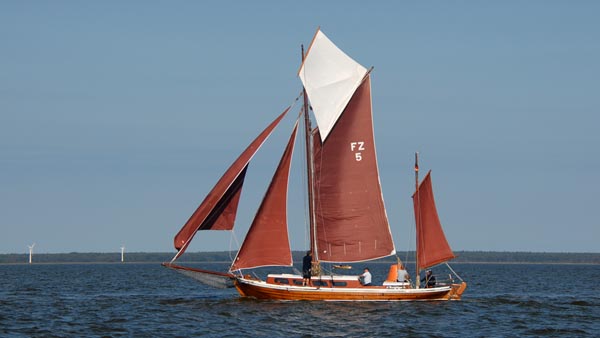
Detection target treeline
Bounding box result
[0,251,233,264]
[1,251,599,264]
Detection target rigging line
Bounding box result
[298,104,310,251]
[313,134,329,253]
[416,193,422,266]
[414,152,422,287]
[445,262,464,282]
[299,44,309,252]
[290,90,303,113]
[293,89,303,103]
[228,229,241,262]
[405,191,416,267]
[401,157,416,270]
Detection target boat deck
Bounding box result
[264,273,411,289]
[235,275,467,301]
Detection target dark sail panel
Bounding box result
[231,122,298,270]
[413,171,455,269]
[312,76,395,263]
[172,108,289,260]
[200,166,247,231]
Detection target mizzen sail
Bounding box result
[231,122,299,271]
[413,171,455,270]
[312,76,395,262]
[172,109,289,260]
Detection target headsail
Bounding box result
[231,122,299,271]
[312,76,395,262]
[299,29,368,142]
[172,108,289,261]
[413,171,455,270]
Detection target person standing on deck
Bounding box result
[302,251,312,286]
[397,264,410,282]
[360,267,372,286]
[421,270,436,288]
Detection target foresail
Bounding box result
[172,108,289,261]
[298,29,368,142]
[231,121,299,271]
[312,76,395,263]
[413,171,455,269]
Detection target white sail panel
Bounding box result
[299,29,368,141]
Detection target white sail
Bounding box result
[298,29,368,141]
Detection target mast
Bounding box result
[301,44,317,261]
[414,152,420,288]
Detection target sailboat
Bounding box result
[163,29,467,301]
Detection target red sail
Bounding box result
[173,108,289,259]
[312,76,395,262]
[413,171,455,270]
[231,122,298,270]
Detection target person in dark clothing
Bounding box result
[302,251,312,286]
[421,270,436,288]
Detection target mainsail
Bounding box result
[311,75,395,263]
[172,108,289,260]
[413,171,455,269]
[231,122,299,271]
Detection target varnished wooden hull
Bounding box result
[234,278,467,301]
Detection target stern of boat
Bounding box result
[447,282,467,300]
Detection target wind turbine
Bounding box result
[28,243,35,264]
[121,245,125,262]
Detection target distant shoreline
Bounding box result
[2,261,599,266]
[1,251,598,265]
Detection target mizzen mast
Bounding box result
[414,151,421,288]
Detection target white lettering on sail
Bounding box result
[350,141,365,161]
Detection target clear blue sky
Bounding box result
[1,1,599,254]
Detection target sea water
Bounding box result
[1,262,598,337]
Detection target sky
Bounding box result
[1,1,599,254]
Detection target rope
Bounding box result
[445,262,464,282]
[229,229,240,261]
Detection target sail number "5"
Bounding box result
[350,141,365,161]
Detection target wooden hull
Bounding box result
[234,278,467,301]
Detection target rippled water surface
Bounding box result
[1,263,598,337]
